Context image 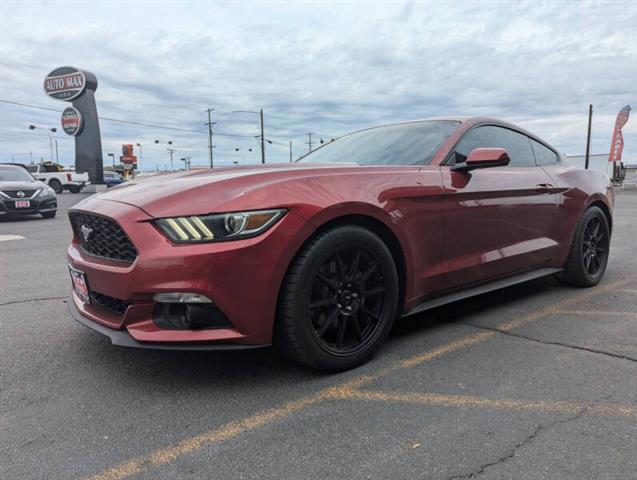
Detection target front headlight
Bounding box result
[156,209,286,243]
[38,185,55,197]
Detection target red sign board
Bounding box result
[120,144,137,165]
[61,107,83,136]
[44,66,87,101]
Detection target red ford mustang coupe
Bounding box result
[68,117,613,371]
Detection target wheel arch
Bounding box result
[275,210,411,339]
[588,199,613,234]
[310,214,407,312]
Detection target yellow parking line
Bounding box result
[498,278,631,332]
[85,393,327,480]
[558,310,637,317]
[84,277,632,480]
[333,390,637,417]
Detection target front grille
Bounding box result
[2,190,37,198]
[70,212,138,263]
[90,291,130,316]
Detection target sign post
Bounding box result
[44,66,104,185]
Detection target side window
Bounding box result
[453,125,535,167]
[530,139,558,166]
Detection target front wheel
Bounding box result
[69,185,81,194]
[49,179,62,194]
[41,211,56,219]
[558,206,610,287]
[276,226,399,371]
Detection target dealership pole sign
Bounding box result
[44,67,87,101]
[61,107,83,136]
[43,66,103,184]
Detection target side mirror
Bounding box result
[452,148,511,172]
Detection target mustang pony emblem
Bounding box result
[80,225,93,242]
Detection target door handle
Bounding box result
[536,183,553,193]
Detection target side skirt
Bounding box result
[403,267,563,318]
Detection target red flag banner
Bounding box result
[608,105,631,163]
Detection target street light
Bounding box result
[28,124,57,163]
[180,156,191,170]
[263,137,294,163]
[232,109,265,164]
[135,143,143,173]
[155,140,174,171]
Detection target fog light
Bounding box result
[153,292,212,304]
[152,301,232,330]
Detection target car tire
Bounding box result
[69,185,81,194]
[41,211,56,219]
[276,225,399,371]
[49,179,63,194]
[558,206,610,287]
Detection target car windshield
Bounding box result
[0,166,35,182]
[298,120,459,166]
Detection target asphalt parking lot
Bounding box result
[1,191,636,480]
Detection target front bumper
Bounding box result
[68,297,266,350]
[0,195,57,216]
[67,197,315,348]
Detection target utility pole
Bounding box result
[54,139,59,164]
[259,109,265,164]
[306,132,315,152]
[584,104,593,170]
[205,108,216,168]
[289,140,293,162]
[167,148,175,171]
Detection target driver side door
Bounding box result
[441,125,559,290]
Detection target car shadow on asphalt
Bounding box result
[66,276,564,389]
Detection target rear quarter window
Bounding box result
[530,139,559,166]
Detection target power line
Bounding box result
[0,99,255,137]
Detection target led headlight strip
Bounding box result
[156,209,286,243]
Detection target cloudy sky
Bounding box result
[1,0,635,170]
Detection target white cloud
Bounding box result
[1,0,635,168]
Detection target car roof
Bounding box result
[388,116,556,152]
[0,163,30,171]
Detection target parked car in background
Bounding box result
[67,117,614,371]
[103,171,125,188]
[0,164,57,218]
[27,162,88,193]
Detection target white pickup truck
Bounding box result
[27,163,89,193]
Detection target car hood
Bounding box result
[88,163,390,218]
[0,181,44,191]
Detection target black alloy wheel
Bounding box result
[277,225,399,371]
[581,216,608,276]
[308,246,388,356]
[559,206,610,287]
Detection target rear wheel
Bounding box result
[49,179,62,194]
[276,226,399,371]
[558,206,610,287]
